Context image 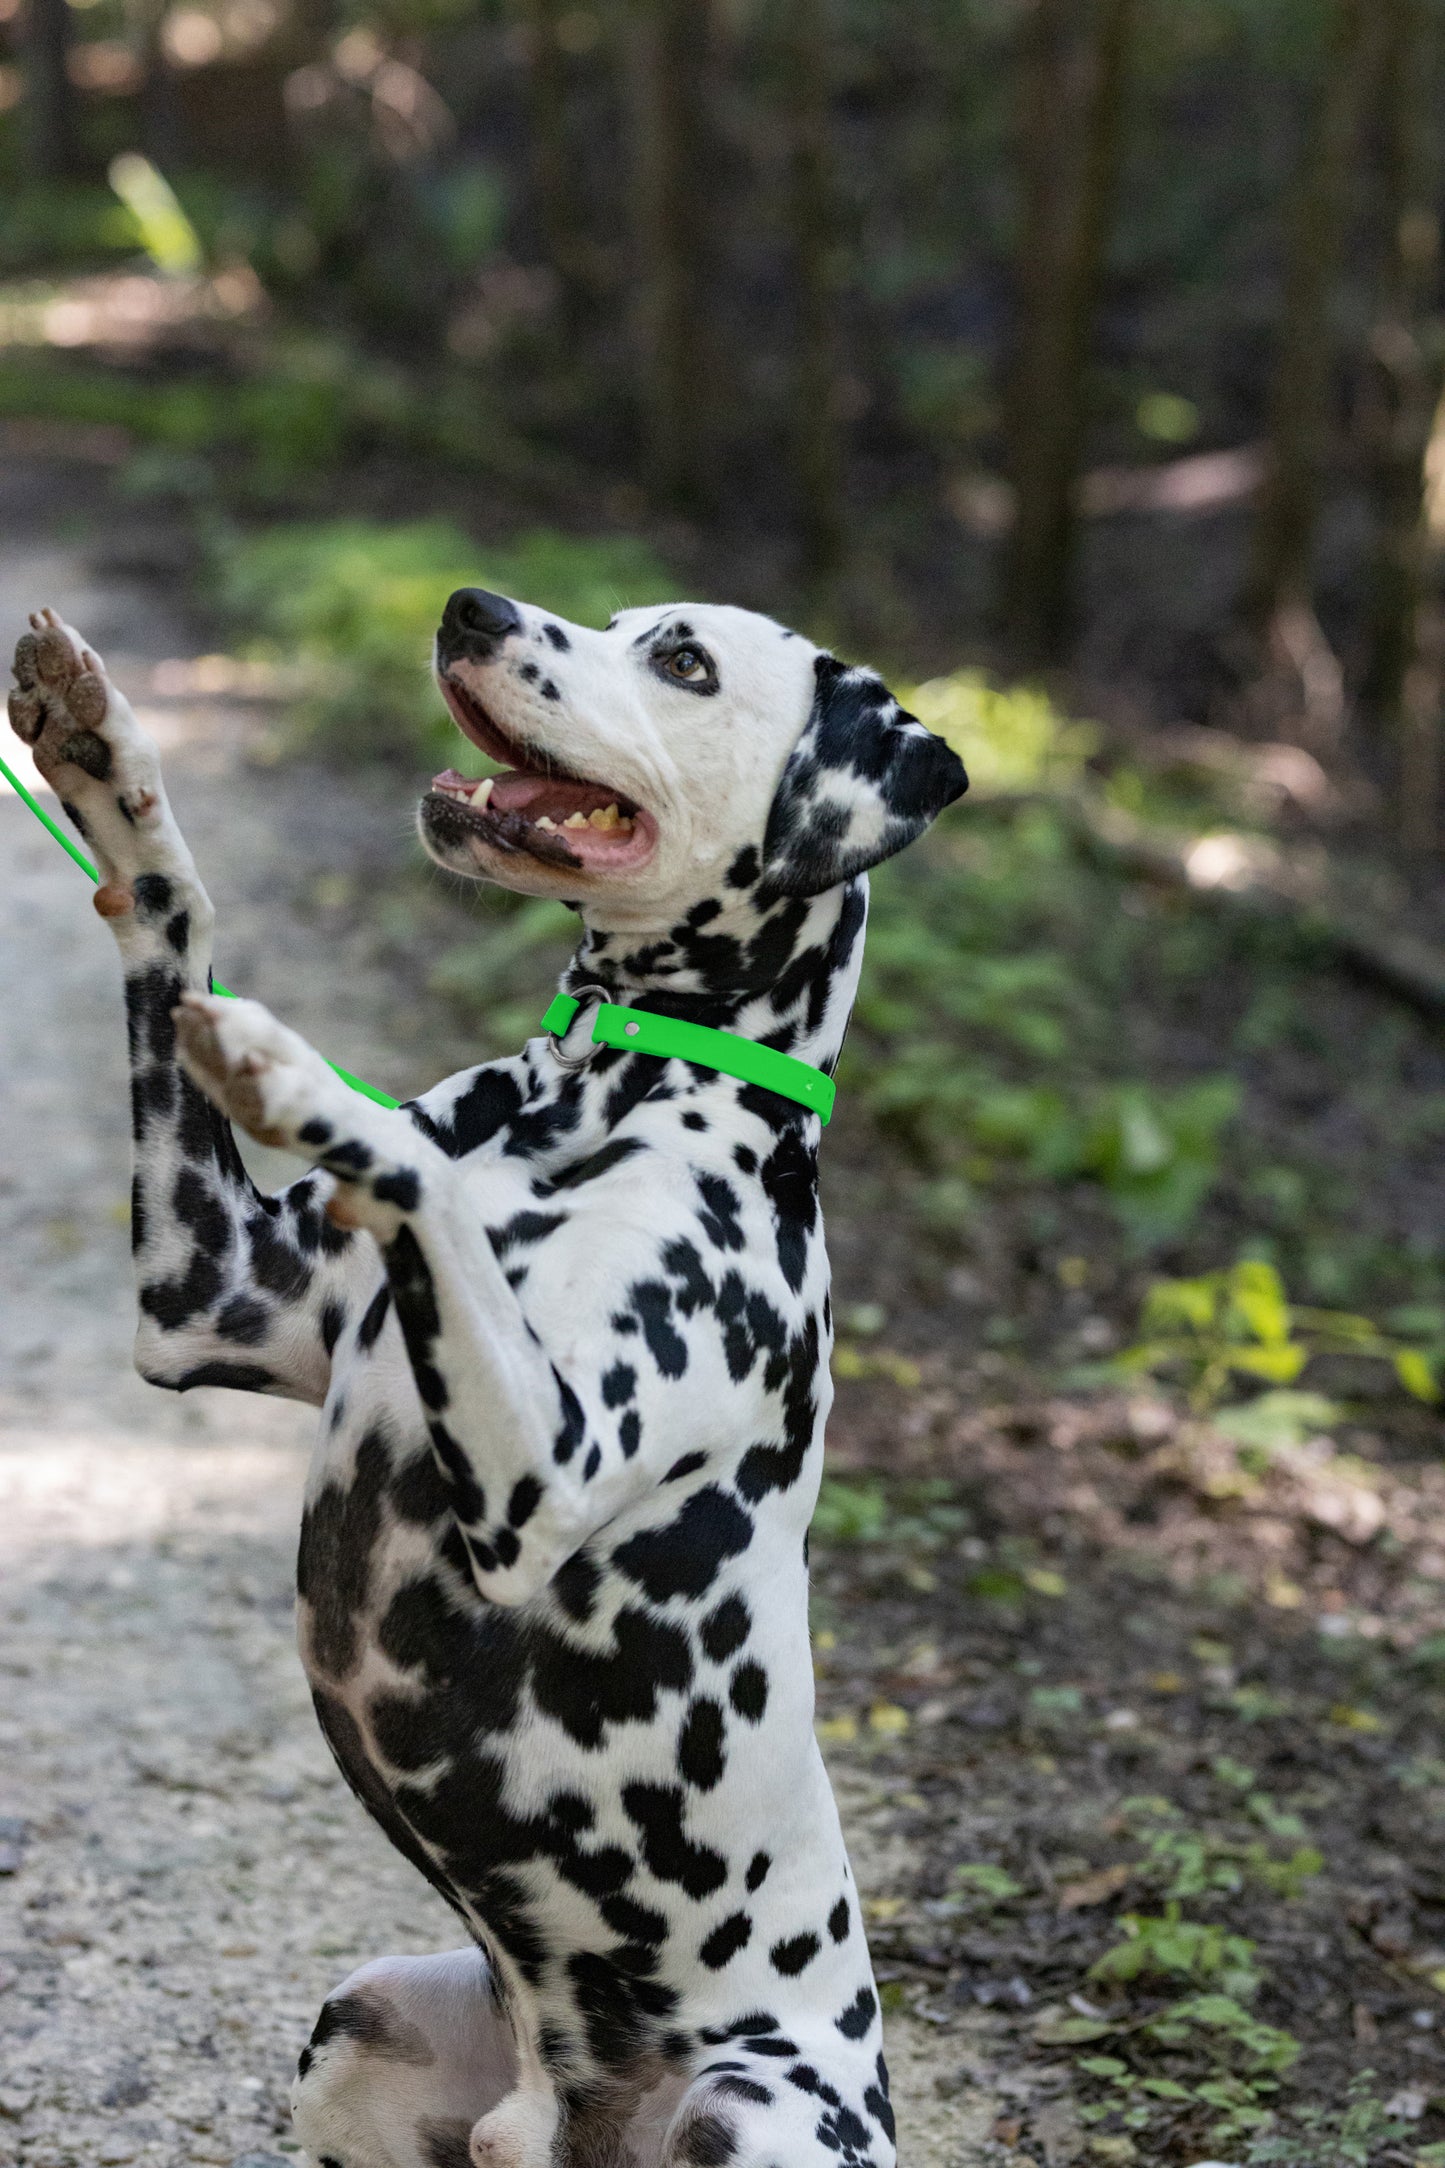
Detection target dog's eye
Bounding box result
[665,647,709,683]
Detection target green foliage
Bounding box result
[0,185,142,276]
[902,672,1098,797]
[1240,2073,1419,2166]
[810,1477,890,1545]
[216,519,675,756]
[107,156,204,278]
[951,1861,1024,1902]
[1120,1796,1321,1903]
[1089,1904,1262,1999]
[1114,1258,1442,1410]
[808,1475,973,1549]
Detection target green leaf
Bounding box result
[1396,1347,1441,1403]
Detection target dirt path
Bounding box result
[0,459,965,2168]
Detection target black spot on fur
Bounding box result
[701,1594,750,1662]
[699,1912,752,1969]
[675,2115,736,2168]
[746,1850,771,1891]
[169,1359,275,1391]
[357,1281,392,1350]
[770,1932,820,1977]
[216,1293,270,1344]
[612,1486,753,1603]
[298,1426,391,1677]
[507,1475,543,1528]
[631,1280,689,1378]
[552,1547,602,1624]
[531,1610,692,1749]
[373,1167,421,1211]
[621,1781,727,1897]
[729,1661,768,1721]
[828,1895,850,1942]
[601,1361,636,1408]
[418,2115,475,2168]
[835,1985,878,2039]
[541,1136,645,1193]
[713,2075,772,2106]
[677,1697,726,1789]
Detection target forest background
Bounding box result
[7,2,1445,2163]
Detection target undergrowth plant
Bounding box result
[1114,1258,1441,1409]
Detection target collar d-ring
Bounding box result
[547,983,613,1069]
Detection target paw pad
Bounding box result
[34,627,75,684]
[7,688,42,743]
[67,672,108,728]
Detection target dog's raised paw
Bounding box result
[10,608,154,796]
[173,990,344,1151]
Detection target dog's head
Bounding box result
[420,590,966,924]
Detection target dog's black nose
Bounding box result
[441,588,523,655]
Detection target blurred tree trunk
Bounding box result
[521,0,592,338]
[783,0,844,599]
[131,0,185,175]
[1359,0,1445,847]
[1000,0,1137,666]
[21,0,82,180]
[1244,0,1368,695]
[628,0,715,514]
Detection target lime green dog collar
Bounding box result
[541,991,835,1125]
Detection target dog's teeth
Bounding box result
[470,777,494,807]
[617,816,635,833]
[536,815,558,831]
[563,811,589,829]
[588,804,620,831]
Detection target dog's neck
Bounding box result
[561,876,868,1075]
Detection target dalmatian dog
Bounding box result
[8,589,966,2168]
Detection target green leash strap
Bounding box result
[3,748,835,1124]
[1,747,400,1110]
[541,991,835,1125]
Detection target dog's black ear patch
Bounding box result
[761,654,967,897]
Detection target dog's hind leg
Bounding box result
[291,1948,518,2168]
[7,612,381,1405]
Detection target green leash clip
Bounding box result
[542,990,835,1124]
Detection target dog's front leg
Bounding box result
[9,613,377,1404]
[175,993,590,1599]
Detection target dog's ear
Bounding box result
[761,654,968,898]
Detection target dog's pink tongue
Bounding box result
[433,767,493,792]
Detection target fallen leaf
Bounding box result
[1330,1704,1387,1733]
[1025,1568,1067,1597]
[1058,1864,1132,1912]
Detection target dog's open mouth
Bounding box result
[424,673,656,872]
